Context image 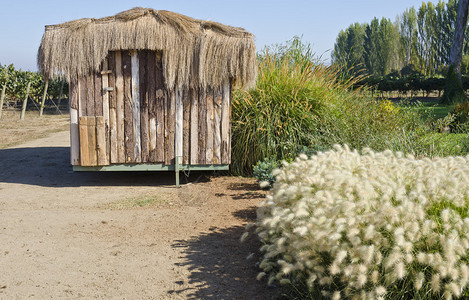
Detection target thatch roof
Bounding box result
[38,7,257,90]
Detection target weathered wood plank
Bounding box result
[206,87,214,164]
[87,117,98,166]
[198,88,207,164]
[190,88,198,165]
[139,50,150,162]
[131,50,142,163]
[122,50,134,163]
[70,107,80,165]
[115,51,125,163]
[149,117,156,161]
[175,88,183,161]
[155,51,165,163]
[96,116,108,165]
[70,80,78,110]
[182,88,191,164]
[221,80,231,164]
[94,70,103,116]
[86,74,95,116]
[108,52,118,163]
[165,89,176,165]
[79,76,87,116]
[213,87,222,164]
[101,59,110,165]
[79,117,90,166]
[147,50,157,162]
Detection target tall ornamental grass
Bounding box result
[254,145,469,299]
[231,40,424,176]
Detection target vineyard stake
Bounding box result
[0,70,8,120]
[0,83,6,120]
[20,81,32,120]
[39,79,49,116]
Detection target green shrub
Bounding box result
[255,146,469,299]
[231,39,426,176]
[450,101,469,133]
[252,157,279,187]
[441,65,466,105]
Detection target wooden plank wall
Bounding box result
[70,50,232,167]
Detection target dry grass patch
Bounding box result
[102,193,176,210]
[0,111,69,148]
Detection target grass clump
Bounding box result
[231,38,424,176]
[254,146,469,299]
[104,194,169,209]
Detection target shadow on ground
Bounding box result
[0,146,210,187]
[169,225,276,299]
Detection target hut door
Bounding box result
[101,50,167,165]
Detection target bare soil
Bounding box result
[0,118,277,299]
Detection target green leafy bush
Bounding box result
[231,38,425,176]
[252,157,279,187]
[441,65,467,105]
[255,146,469,299]
[451,101,469,133]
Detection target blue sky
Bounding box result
[1,0,427,71]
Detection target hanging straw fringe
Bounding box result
[37,7,257,90]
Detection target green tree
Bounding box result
[332,23,366,73]
[364,18,380,74]
[400,7,418,66]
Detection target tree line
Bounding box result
[332,0,468,77]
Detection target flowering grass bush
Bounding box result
[254,145,469,299]
[231,38,425,176]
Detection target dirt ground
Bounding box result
[0,116,278,299]
[0,110,69,149]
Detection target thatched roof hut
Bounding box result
[37,8,257,181]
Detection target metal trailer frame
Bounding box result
[73,156,229,187]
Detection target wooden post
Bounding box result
[0,83,6,120]
[165,89,176,165]
[221,80,231,164]
[115,51,125,163]
[0,71,8,120]
[198,88,207,164]
[147,51,157,162]
[131,50,141,163]
[101,60,110,165]
[175,88,183,160]
[20,81,31,120]
[206,87,214,164]
[190,88,199,164]
[70,107,80,165]
[70,80,80,165]
[39,79,49,116]
[123,51,134,163]
[213,87,222,164]
[108,53,118,164]
[182,88,191,164]
[155,51,165,163]
[139,50,150,162]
